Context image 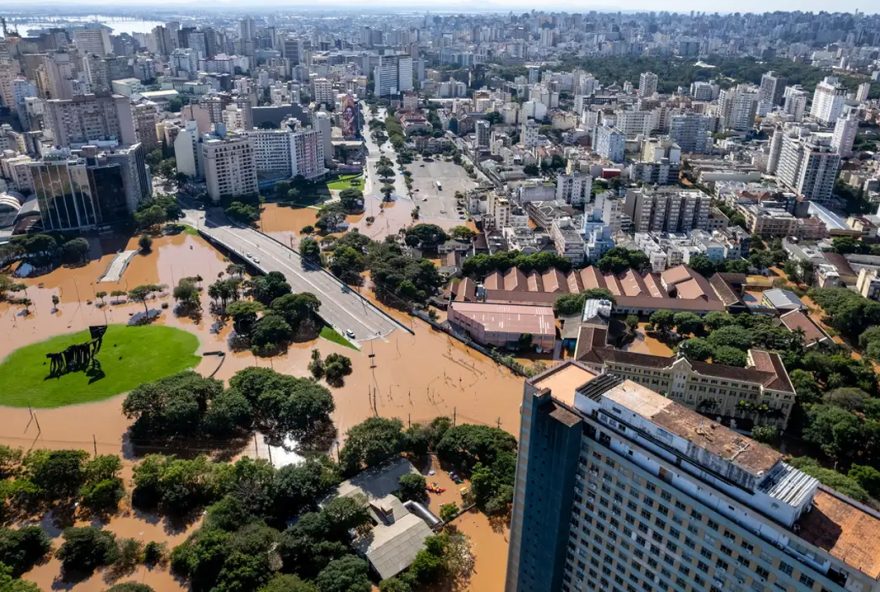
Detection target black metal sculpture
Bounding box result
[45,325,107,377]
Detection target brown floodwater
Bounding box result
[623,323,674,357]
[2,231,523,591]
[420,456,509,592]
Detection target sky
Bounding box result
[4,0,878,14]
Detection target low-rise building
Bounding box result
[575,333,796,429]
[448,302,555,352]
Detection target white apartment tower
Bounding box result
[774,127,841,203]
[203,136,258,202]
[810,76,846,125]
[173,120,203,179]
[831,112,859,158]
[244,127,326,181]
[556,172,591,207]
[312,78,335,105]
[593,124,625,163]
[783,86,809,122]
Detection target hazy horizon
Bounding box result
[1,0,878,16]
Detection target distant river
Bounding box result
[16,15,164,36]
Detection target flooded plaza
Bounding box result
[1,230,523,591]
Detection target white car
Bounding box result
[252,257,260,264]
[246,253,253,259]
[345,329,356,339]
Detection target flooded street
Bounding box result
[2,230,522,591]
[423,457,509,592]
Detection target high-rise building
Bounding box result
[506,367,880,592]
[773,127,840,203]
[690,81,716,102]
[33,52,77,100]
[132,102,160,151]
[202,136,258,201]
[669,112,713,153]
[244,126,326,181]
[718,85,758,131]
[593,124,625,163]
[758,71,787,106]
[72,25,112,57]
[831,112,859,158]
[312,77,335,105]
[638,71,658,97]
[555,172,591,207]
[856,82,871,103]
[475,120,491,150]
[783,86,809,122]
[29,145,149,231]
[0,59,22,109]
[239,17,256,43]
[313,111,333,165]
[44,94,137,148]
[173,120,203,179]
[373,55,413,97]
[520,120,540,148]
[615,110,655,138]
[810,76,846,125]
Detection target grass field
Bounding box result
[0,325,201,408]
[320,326,358,349]
[326,174,365,192]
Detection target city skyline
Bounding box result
[1,1,880,15]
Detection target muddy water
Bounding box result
[2,232,523,592]
[22,509,196,592]
[421,456,509,592]
[623,323,674,357]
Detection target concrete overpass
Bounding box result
[186,207,406,344]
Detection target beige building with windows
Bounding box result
[202,136,258,202]
[575,329,795,429]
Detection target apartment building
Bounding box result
[373,54,413,97]
[740,203,799,238]
[556,172,591,207]
[202,136,258,201]
[312,77,335,104]
[718,85,758,131]
[669,112,714,154]
[771,128,840,204]
[623,187,711,233]
[550,217,586,264]
[507,367,880,592]
[810,76,846,125]
[593,124,625,163]
[44,94,137,148]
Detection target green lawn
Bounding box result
[0,325,201,408]
[320,326,358,349]
[326,174,365,192]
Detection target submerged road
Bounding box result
[185,207,405,344]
